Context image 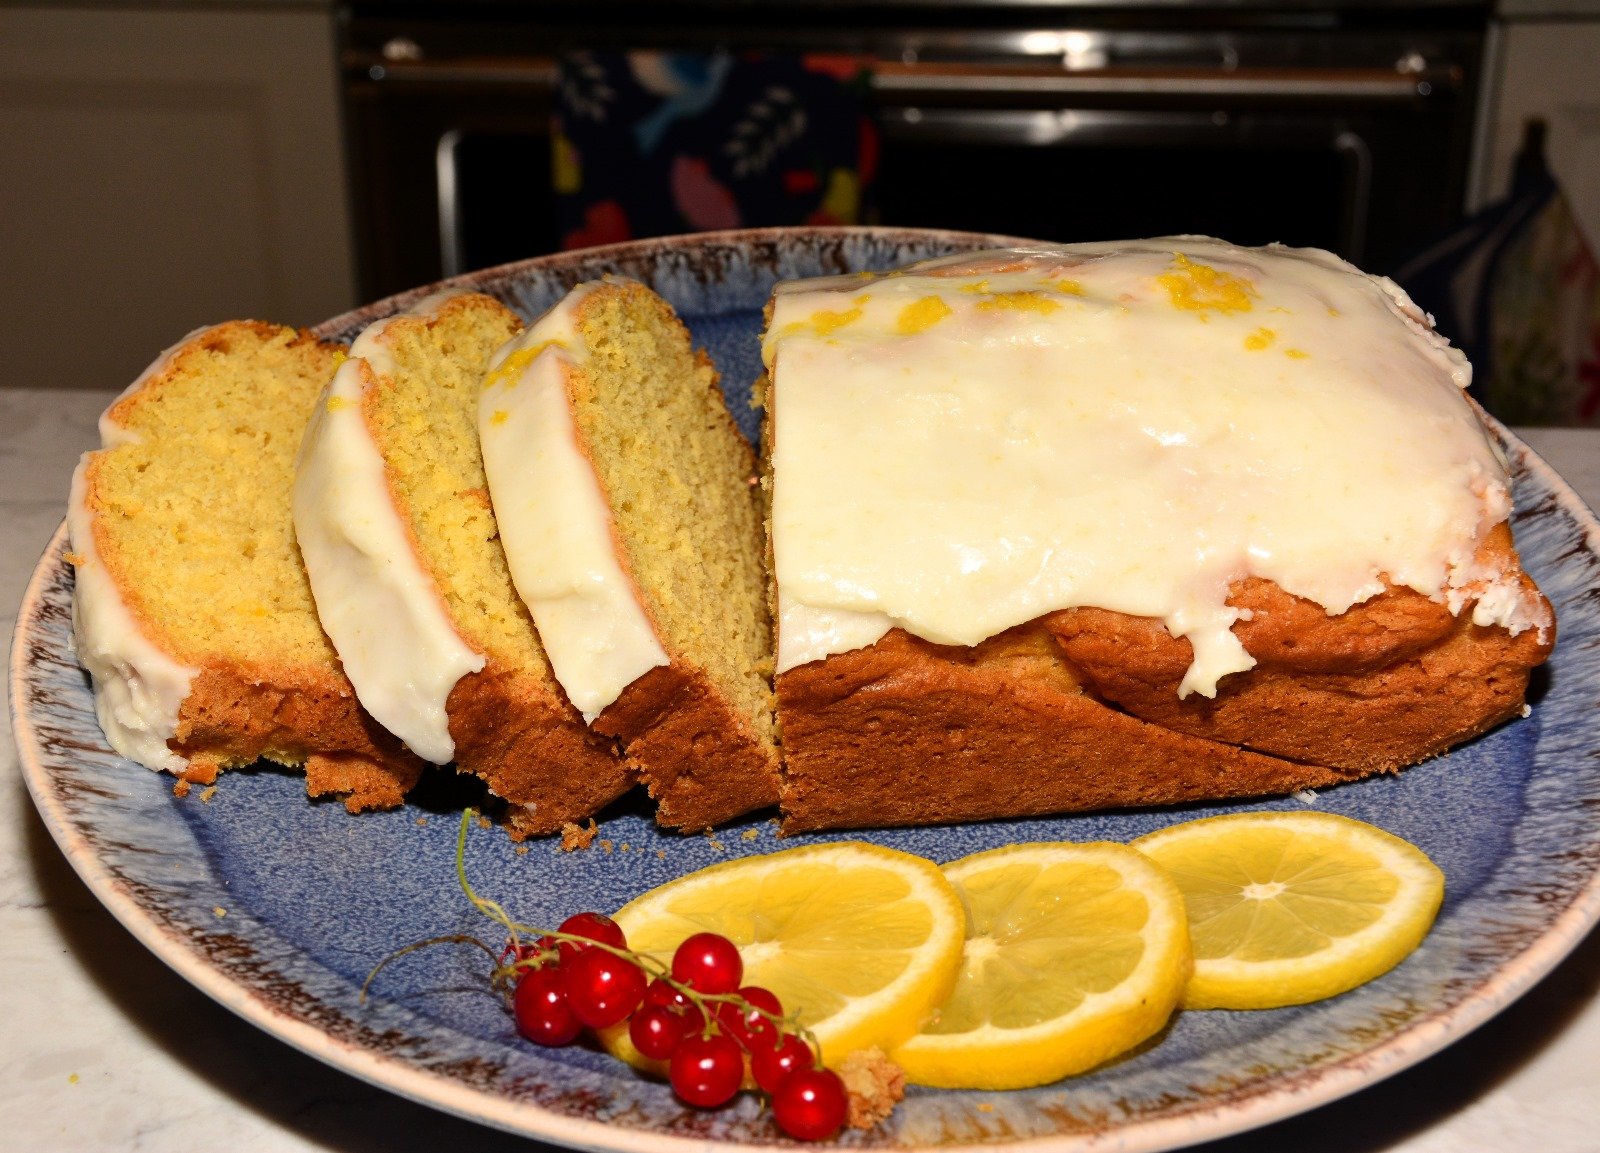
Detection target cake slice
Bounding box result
[294,291,632,836]
[68,321,422,808]
[478,279,781,830]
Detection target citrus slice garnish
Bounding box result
[1133,811,1445,1010]
[889,841,1191,1090]
[600,841,965,1071]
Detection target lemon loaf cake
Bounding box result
[761,239,1555,832]
[68,321,423,808]
[479,279,780,830]
[294,291,631,836]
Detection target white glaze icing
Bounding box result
[763,237,1552,693]
[479,281,670,722]
[292,292,486,764]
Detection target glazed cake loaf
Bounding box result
[293,291,631,837]
[68,321,422,808]
[479,279,781,830]
[760,239,1556,832]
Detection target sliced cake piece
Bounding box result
[68,321,422,808]
[294,290,631,837]
[478,278,780,830]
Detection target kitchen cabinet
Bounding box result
[0,4,353,391]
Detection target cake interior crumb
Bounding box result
[560,819,598,851]
[837,1047,905,1129]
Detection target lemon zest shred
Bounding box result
[482,340,566,390]
[897,296,954,334]
[975,291,1062,315]
[1158,253,1258,314]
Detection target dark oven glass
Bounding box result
[341,5,1486,301]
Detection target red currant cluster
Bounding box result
[500,911,849,1142]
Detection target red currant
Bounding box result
[717,985,783,1049]
[772,1066,849,1142]
[751,1032,813,1094]
[643,977,705,1033]
[671,932,743,994]
[628,1004,687,1061]
[512,966,581,1046]
[563,948,647,1029]
[668,1031,745,1108]
[557,911,627,964]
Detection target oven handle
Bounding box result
[353,58,1440,103]
[873,67,1439,103]
[354,59,559,86]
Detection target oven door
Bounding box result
[342,16,1482,298]
[343,57,558,300]
[870,61,1474,270]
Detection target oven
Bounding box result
[340,2,1488,301]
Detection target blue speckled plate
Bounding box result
[12,227,1600,1152]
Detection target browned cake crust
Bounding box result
[777,529,1554,832]
[171,662,422,810]
[1045,524,1554,771]
[778,627,1364,834]
[446,665,633,838]
[596,663,782,831]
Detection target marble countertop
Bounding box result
[3,387,1598,1153]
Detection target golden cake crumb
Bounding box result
[837,1047,905,1130]
[173,779,192,799]
[515,844,530,855]
[560,819,598,851]
[741,828,760,841]
[416,817,429,826]
[600,839,614,854]
[200,786,217,803]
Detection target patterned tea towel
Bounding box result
[554,51,877,250]
[1395,120,1600,426]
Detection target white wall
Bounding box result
[1475,14,1600,246]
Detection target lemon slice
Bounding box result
[889,842,1192,1090]
[601,841,965,1070]
[1133,811,1444,1010]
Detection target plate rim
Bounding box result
[12,226,1600,1153]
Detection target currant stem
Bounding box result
[360,933,502,1004]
